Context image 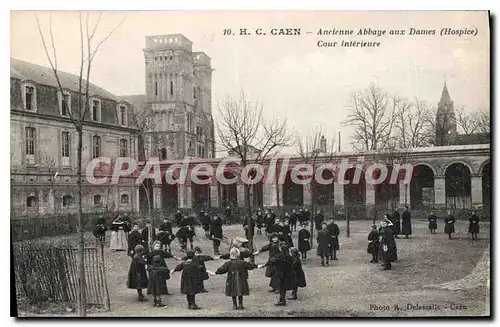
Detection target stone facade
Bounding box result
[10,59,140,217]
[137,34,215,161]
[145,144,490,215]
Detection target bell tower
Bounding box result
[143,34,214,160]
[435,82,457,146]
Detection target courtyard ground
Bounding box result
[17,219,490,317]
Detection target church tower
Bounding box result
[143,34,215,160]
[435,82,457,146]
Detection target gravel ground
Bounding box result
[16,219,491,317]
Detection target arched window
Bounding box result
[193,86,197,99]
[121,194,129,204]
[26,196,37,208]
[93,195,102,206]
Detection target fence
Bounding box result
[13,243,110,309]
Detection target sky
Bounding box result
[10,11,490,153]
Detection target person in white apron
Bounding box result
[110,214,128,251]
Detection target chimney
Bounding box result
[320,135,327,153]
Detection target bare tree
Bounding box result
[295,127,337,241]
[342,83,396,152]
[216,90,292,263]
[456,106,480,135]
[36,12,124,316]
[475,109,491,134]
[393,97,431,148]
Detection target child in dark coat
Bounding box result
[127,244,148,301]
[211,247,260,310]
[288,248,306,300]
[148,255,170,307]
[367,224,379,263]
[172,251,204,310]
[254,233,281,292]
[182,246,215,293]
[147,241,181,296]
[264,243,294,306]
[297,224,311,259]
[428,212,438,234]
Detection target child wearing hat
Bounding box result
[126,244,148,301]
[172,250,204,310]
[209,247,261,310]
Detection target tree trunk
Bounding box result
[76,127,87,317]
[310,199,314,248]
[244,184,255,264]
[345,208,350,238]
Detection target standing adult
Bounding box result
[109,214,127,251]
[314,209,324,232]
[326,216,340,261]
[468,210,480,240]
[378,220,396,271]
[141,219,156,254]
[392,208,401,239]
[175,210,183,228]
[201,210,212,238]
[289,209,298,232]
[401,206,412,239]
[444,211,456,240]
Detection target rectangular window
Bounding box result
[25,127,36,164]
[120,139,128,157]
[61,94,70,116]
[120,106,127,126]
[61,131,71,166]
[92,135,101,158]
[25,86,34,111]
[155,82,158,96]
[92,100,100,121]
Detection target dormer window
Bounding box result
[119,105,128,126]
[23,83,37,112]
[59,91,71,117]
[91,99,101,122]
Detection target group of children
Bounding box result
[126,235,307,310]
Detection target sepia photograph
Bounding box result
[10,10,491,318]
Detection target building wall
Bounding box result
[143,34,215,161]
[10,70,139,217]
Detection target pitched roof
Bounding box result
[10,58,117,101]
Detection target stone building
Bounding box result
[120,34,216,162]
[10,58,140,217]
